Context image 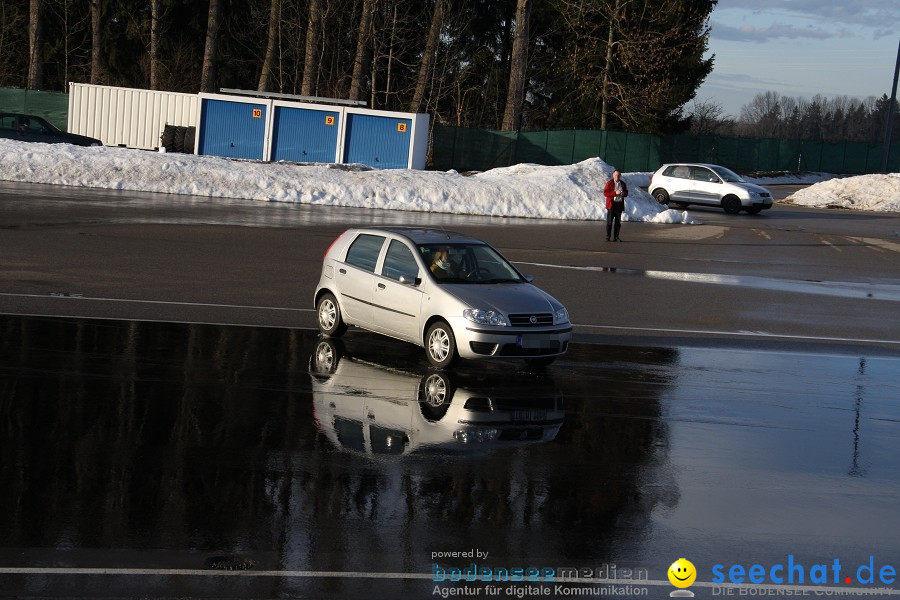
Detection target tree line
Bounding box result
[689,91,900,143]
[1,0,716,133]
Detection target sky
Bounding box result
[1,139,898,216]
[695,0,900,118]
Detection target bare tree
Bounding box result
[257,0,281,92]
[200,0,222,93]
[409,0,444,113]
[149,0,161,89]
[501,0,531,130]
[27,0,43,89]
[0,2,27,86]
[301,0,322,96]
[688,99,724,135]
[89,0,105,84]
[349,0,375,102]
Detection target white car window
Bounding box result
[344,234,385,272]
[382,240,419,282]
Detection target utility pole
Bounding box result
[882,38,900,173]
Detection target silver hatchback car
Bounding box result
[314,227,572,368]
[649,163,773,214]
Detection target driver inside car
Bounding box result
[429,247,460,280]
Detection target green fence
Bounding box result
[431,124,900,175]
[0,88,70,131]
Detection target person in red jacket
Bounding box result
[603,170,628,242]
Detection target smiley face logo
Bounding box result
[668,558,697,589]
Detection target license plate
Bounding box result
[512,410,547,422]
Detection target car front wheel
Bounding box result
[425,321,459,368]
[722,196,742,215]
[316,292,347,337]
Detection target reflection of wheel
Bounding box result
[722,196,742,215]
[425,321,458,368]
[745,206,762,215]
[418,372,455,421]
[525,356,556,368]
[312,339,343,375]
[652,189,670,206]
[317,292,347,337]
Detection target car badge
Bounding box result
[530,315,537,324]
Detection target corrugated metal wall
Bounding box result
[343,114,412,169]
[271,105,340,163]
[68,83,198,149]
[198,97,268,160]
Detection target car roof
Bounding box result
[352,226,485,245]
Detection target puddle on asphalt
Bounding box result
[516,261,900,301]
[1,314,898,597]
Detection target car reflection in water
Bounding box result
[310,338,565,456]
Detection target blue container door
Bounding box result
[198,99,267,160]
[271,107,339,163]
[344,114,412,169]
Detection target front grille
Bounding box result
[508,313,553,327]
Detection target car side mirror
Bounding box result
[523,275,535,283]
[399,275,421,286]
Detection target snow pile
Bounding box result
[0,139,695,223]
[2,138,896,216]
[785,173,900,212]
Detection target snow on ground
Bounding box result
[784,173,900,212]
[0,138,897,220]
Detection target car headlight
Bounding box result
[553,307,569,324]
[463,309,508,326]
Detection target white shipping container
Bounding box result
[67,83,199,150]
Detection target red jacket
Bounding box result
[603,178,628,210]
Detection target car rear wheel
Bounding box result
[425,321,458,368]
[722,196,742,215]
[316,292,347,337]
[652,189,670,206]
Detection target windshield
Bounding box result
[419,243,524,284]
[709,165,745,183]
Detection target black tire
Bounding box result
[745,206,763,215]
[425,321,458,368]
[184,126,196,154]
[652,188,670,206]
[418,371,455,421]
[525,356,556,368]
[722,196,742,215]
[174,126,187,153]
[316,292,347,337]
[160,125,176,151]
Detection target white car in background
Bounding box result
[649,163,773,215]
[314,227,572,368]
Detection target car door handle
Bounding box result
[377,283,386,289]
[339,268,346,274]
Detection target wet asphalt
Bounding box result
[1,315,899,599]
[0,182,899,598]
